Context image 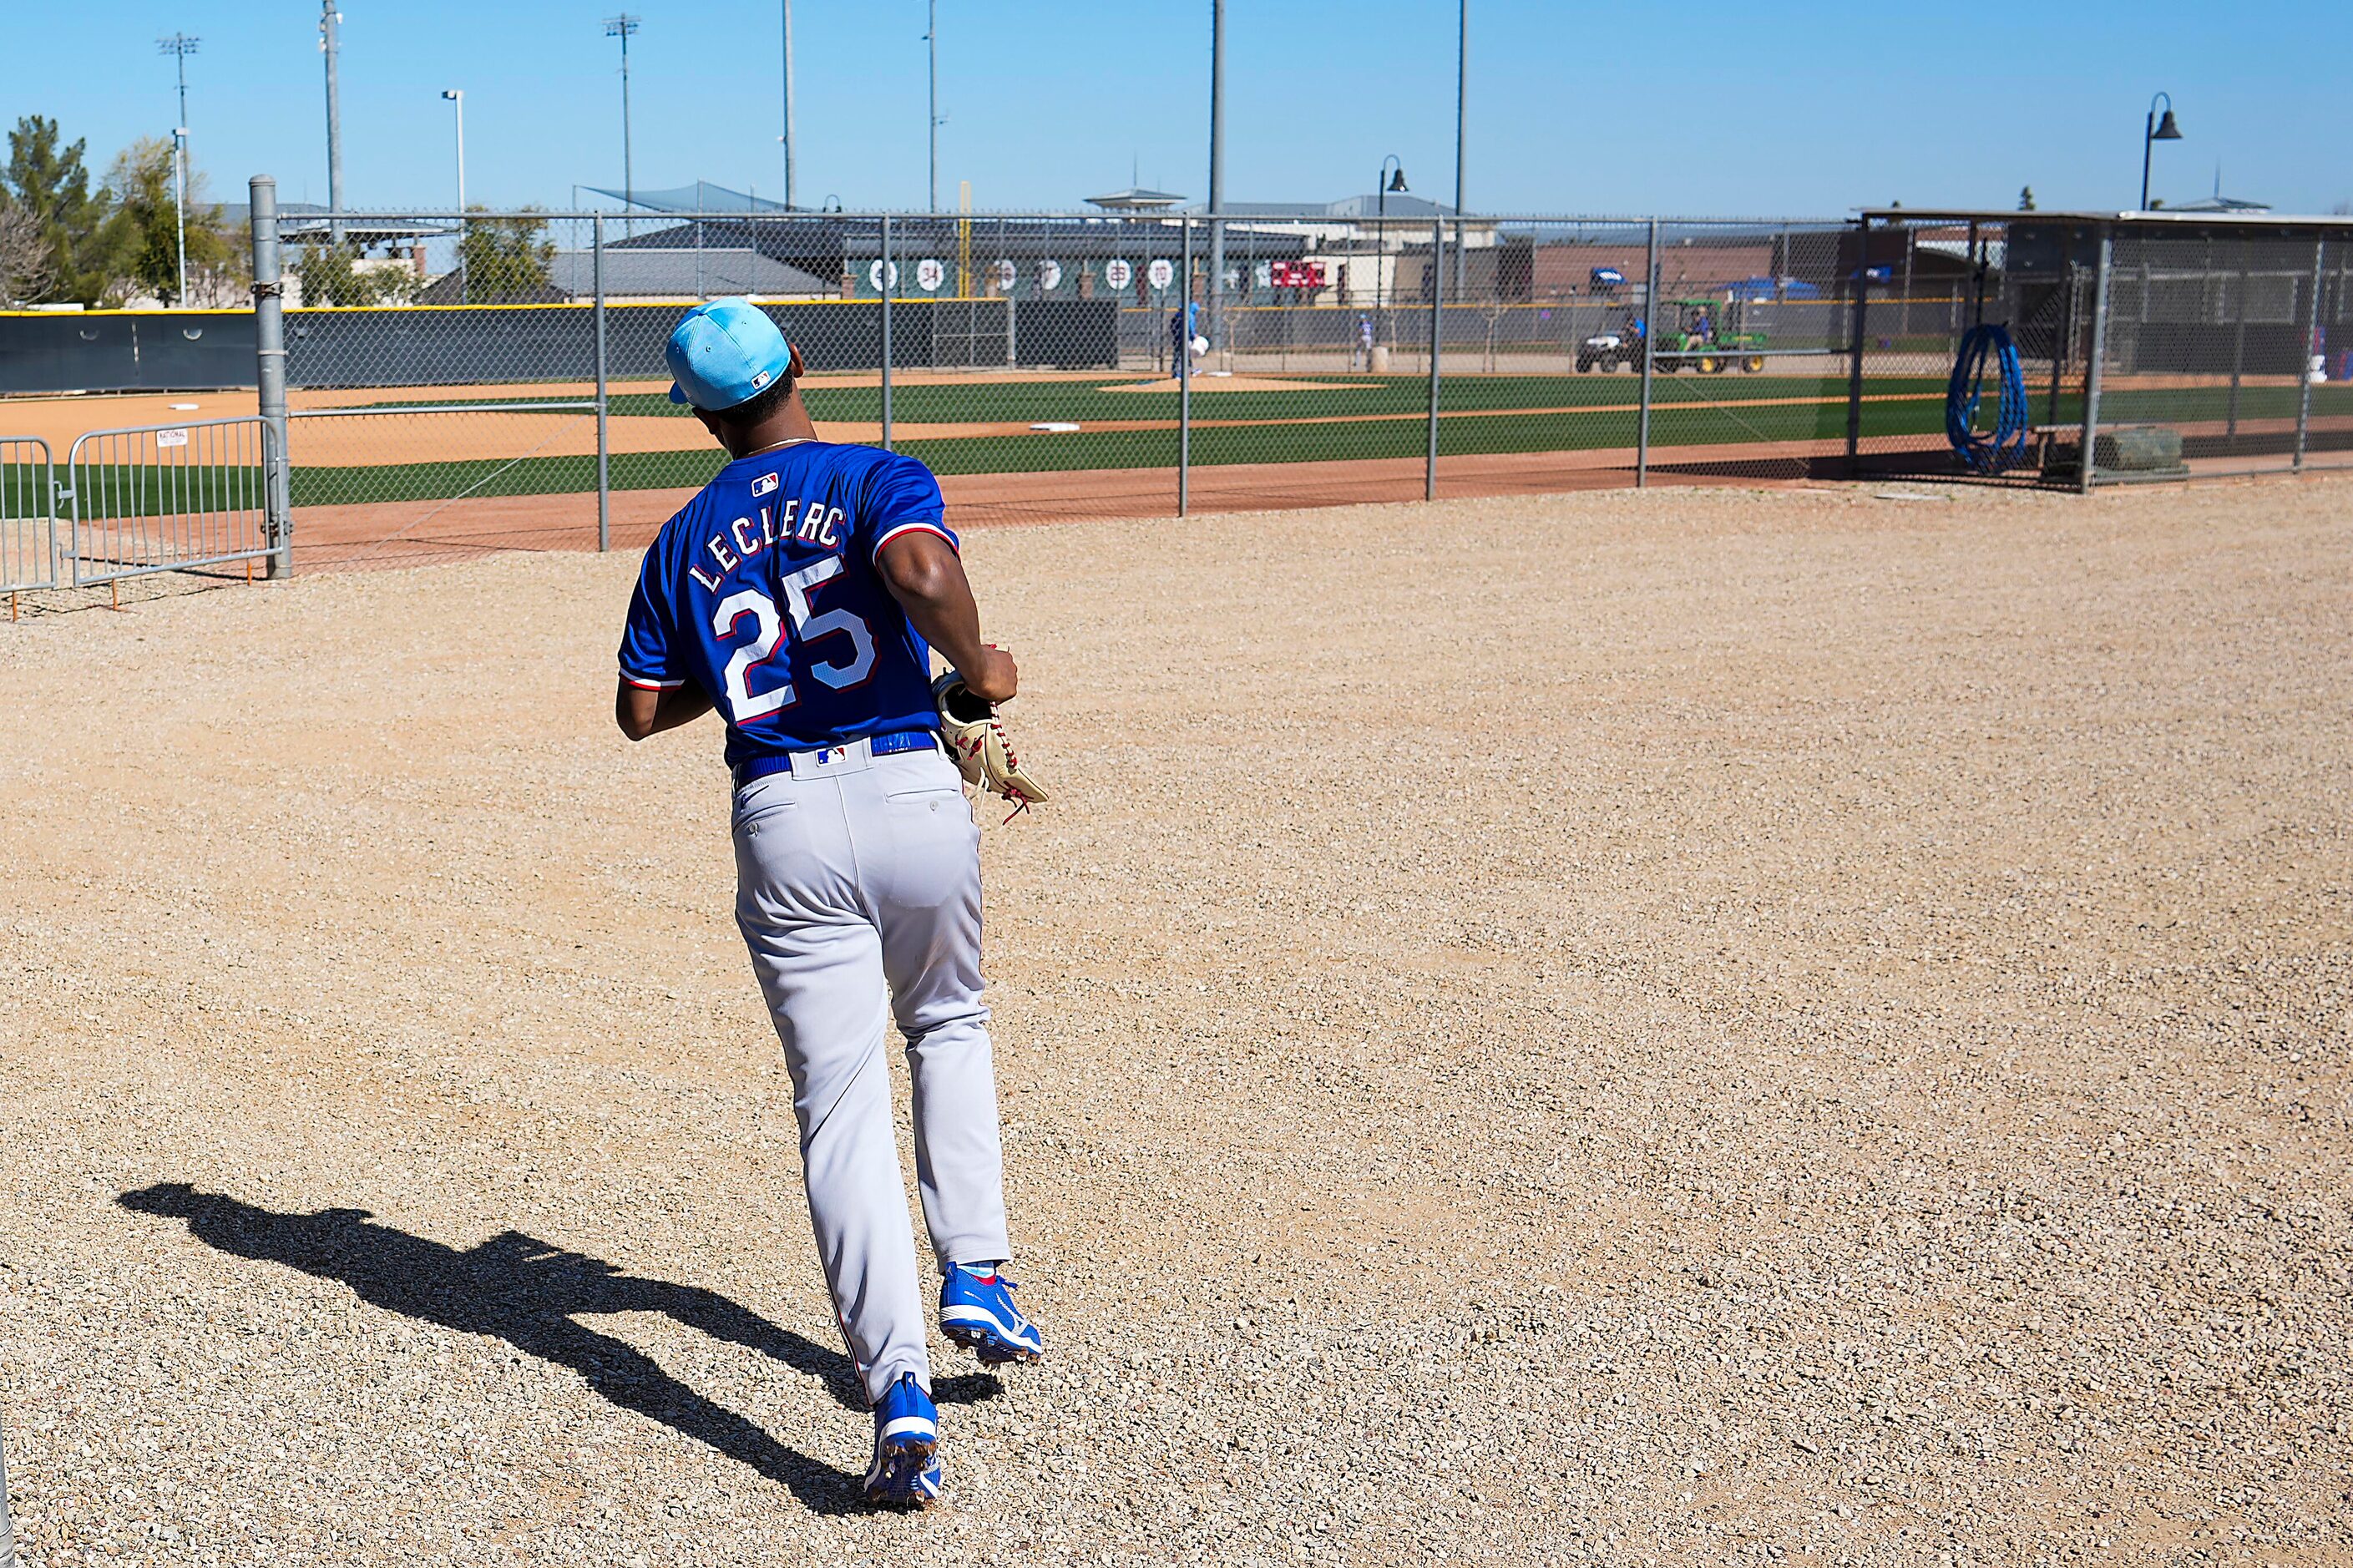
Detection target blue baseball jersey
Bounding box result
[619,442,955,765]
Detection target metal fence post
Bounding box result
[1844,215,1870,463]
[2224,246,2249,448]
[250,175,293,579]
[879,214,893,452]
[2078,229,2114,494]
[1178,214,1192,516]
[1426,214,1442,501]
[2295,238,2325,472]
[593,212,610,552]
[2046,260,2079,438]
[1637,218,1659,488]
[2,1405,17,1568]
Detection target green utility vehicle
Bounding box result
[1652,296,1768,374]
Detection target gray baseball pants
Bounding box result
[731,737,1011,1405]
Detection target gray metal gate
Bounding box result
[2,436,58,614]
[65,416,276,589]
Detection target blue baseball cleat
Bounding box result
[863,1372,942,1509]
[939,1261,1045,1365]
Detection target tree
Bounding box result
[3,114,101,301]
[455,209,555,302]
[84,137,242,306]
[2018,185,2037,212]
[0,199,57,304]
[296,241,415,306]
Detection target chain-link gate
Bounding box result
[2084,230,2343,483]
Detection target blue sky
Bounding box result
[4,1,2347,216]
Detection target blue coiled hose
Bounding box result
[1946,322,2031,473]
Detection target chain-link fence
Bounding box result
[2086,230,2349,482]
[8,195,2350,593]
[1843,211,2352,488]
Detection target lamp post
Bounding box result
[442,89,466,302]
[2139,91,2182,211]
[158,33,199,306]
[170,127,190,306]
[1375,156,1406,345]
[440,89,466,211]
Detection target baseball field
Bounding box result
[8,368,2350,570]
[3,478,2349,1564]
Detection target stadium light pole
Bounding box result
[1207,0,1225,357]
[2138,91,2182,211]
[1452,0,1467,302]
[923,0,945,213]
[159,33,199,307]
[781,0,796,210]
[320,2,345,244]
[605,14,641,215]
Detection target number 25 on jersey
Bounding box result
[711,557,876,723]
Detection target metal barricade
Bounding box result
[65,417,276,589]
[2,436,58,614]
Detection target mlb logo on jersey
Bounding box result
[751,472,780,498]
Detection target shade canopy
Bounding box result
[584,181,793,213]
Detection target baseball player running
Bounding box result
[614,299,1043,1508]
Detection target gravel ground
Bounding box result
[1,478,2348,1567]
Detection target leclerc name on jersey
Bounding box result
[690,496,853,592]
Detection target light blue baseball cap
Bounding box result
[665,297,796,410]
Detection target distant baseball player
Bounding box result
[1169,298,1206,378]
[613,298,1044,1509]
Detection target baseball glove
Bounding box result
[932,671,1047,816]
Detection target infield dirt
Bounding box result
[1,479,2347,1565]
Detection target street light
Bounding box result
[442,90,467,303]
[170,128,190,306]
[2140,91,2183,211]
[441,90,466,210]
[1375,156,1407,341]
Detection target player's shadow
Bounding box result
[117,1181,999,1513]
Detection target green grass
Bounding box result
[370,371,2351,432]
[12,377,2348,521]
[579,372,1950,427]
